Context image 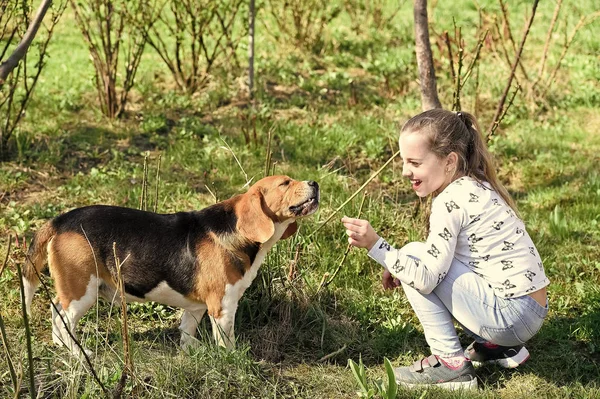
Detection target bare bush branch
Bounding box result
[70,0,147,118]
[343,0,404,35]
[262,0,340,54]
[535,0,563,86]
[488,0,539,138]
[141,0,248,93]
[451,23,463,111]
[540,12,600,98]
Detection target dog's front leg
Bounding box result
[209,307,236,350]
[179,306,207,349]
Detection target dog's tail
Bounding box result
[23,221,56,315]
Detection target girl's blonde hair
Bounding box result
[400,109,519,215]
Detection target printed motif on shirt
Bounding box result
[427,244,441,258]
[445,201,460,212]
[379,240,391,251]
[438,228,452,241]
[501,260,514,270]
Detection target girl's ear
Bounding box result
[446,152,459,170]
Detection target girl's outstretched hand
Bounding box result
[382,268,401,290]
[341,216,380,250]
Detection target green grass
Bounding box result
[1,0,600,397]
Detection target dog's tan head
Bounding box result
[236,175,319,244]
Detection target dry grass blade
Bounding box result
[220,137,250,185]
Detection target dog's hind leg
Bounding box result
[22,277,39,317]
[52,275,98,357]
[47,231,106,357]
[51,298,65,346]
[179,306,207,349]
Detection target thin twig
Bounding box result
[461,30,488,89]
[498,0,517,53]
[541,13,599,97]
[265,127,272,177]
[535,0,562,87]
[139,153,149,211]
[318,344,347,362]
[498,0,529,81]
[443,31,455,81]
[320,192,368,291]
[153,154,162,213]
[487,0,539,139]
[452,23,463,111]
[15,263,36,398]
[0,237,17,390]
[310,150,400,237]
[0,313,18,392]
[112,242,134,398]
[489,84,520,140]
[0,234,11,279]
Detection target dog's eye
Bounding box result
[280,180,290,187]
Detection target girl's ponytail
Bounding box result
[459,112,519,216]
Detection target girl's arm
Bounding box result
[343,190,465,294]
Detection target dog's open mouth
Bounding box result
[290,196,319,216]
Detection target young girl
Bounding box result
[342,109,549,390]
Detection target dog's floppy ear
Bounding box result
[281,221,298,240]
[237,191,275,244]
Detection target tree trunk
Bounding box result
[0,0,53,88]
[413,0,442,111]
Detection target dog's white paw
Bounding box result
[180,335,201,353]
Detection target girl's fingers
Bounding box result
[341,216,367,227]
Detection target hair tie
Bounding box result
[456,111,472,130]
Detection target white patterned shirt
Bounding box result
[368,176,550,298]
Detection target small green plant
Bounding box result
[348,355,374,398]
[348,356,397,399]
[549,204,569,239]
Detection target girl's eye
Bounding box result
[411,162,420,166]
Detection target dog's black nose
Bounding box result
[307,181,319,189]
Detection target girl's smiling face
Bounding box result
[399,131,456,197]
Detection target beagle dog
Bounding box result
[23,175,319,354]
